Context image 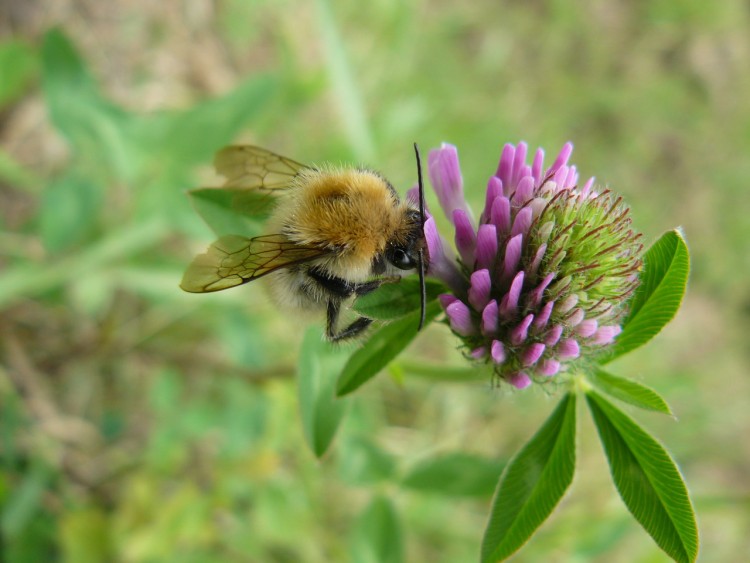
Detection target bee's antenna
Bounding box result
[414,142,427,332]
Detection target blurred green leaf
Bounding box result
[42,28,133,182]
[217,307,273,369]
[0,148,42,193]
[605,230,689,362]
[0,218,168,308]
[0,393,24,468]
[138,73,279,184]
[587,369,672,415]
[1,462,53,537]
[60,507,113,563]
[337,435,397,485]
[133,73,279,226]
[0,39,38,108]
[481,393,577,563]
[315,0,374,161]
[586,391,699,563]
[38,174,102,252]
[2,509,56,562]
[298,326,350,457]
[396,360,490,383]
[336,300,442,396]
[41,27,280,214]
[188,187,275,237]
[402,452,505,497]
[353,277,446,320]
[350,496,404,563]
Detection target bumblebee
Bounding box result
[180,145,427,341]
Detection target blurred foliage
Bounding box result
[0,0,749,561]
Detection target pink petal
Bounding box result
[533,300,555,330]
[500,271,525,320]
[490,196,512,235]
[438,293,458,310]
[531,148,545,184]
[476,224,498,270]
[527,244,548,280]
[538,359,560,377]
[522,343,546,366]
[511,142,528,188]
[481,300,499,335]
[491,340,506,364]
[576,319,598,338]
[424,217,465,293]
[592,325,622,345]
[482,177,503,223]
[468,269,492,311]
[453,209,476,267]
[511,206,533,239]
[512,176,535,204]
[527,273,554,309]
[509,372,532,389]
[511,313,535,346]
[428,143,469,223]
[446,300,476,336]
[496,143,515,192]
[579,177,595,200]
[557,338,580,360]
[501,233,523,283]
[470,346,487,359]
[547,142,573,177]
[545,324,563,346]
[567,308,585,327]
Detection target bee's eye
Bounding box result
[389,248,414,270]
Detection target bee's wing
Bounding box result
[180,234,327,293]
[214,146,308,190]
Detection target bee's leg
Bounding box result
[326,300,373,342]
[352,279,383,297]
[308,268,377,341]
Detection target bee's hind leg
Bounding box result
[326,300,373,342]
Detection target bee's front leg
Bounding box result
[352,275,402,298]
[326,300,373,342]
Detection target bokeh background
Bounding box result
[1,0,749,561]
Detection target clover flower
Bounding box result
[424,142,643,389]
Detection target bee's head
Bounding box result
[385,208,425,271]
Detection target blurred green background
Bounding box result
[1,0,748,561]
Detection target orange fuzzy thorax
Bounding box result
[270,166,410,280]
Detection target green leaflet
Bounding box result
[481,393,577,562]
[402,452,506,498]
[605,230,689,362]
[349,496,404,563]
[0,39,38,108]
[353,277,446,320]
[587,369,672,415]
[298,327,350,457]
[586,391,699,563]
[336,300,442,396]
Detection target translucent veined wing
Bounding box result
[180,234,328,293]
[214,145,308,190]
